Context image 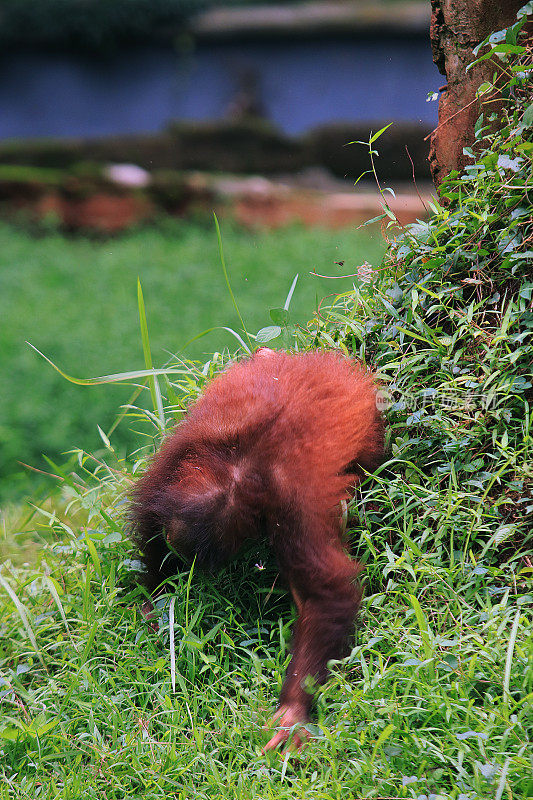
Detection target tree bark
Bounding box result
[429,0,524,187]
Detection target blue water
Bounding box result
[0,38,440,139]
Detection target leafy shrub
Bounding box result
[0,0,206,51]
[0,121,430,182]
[0,0,310,51]
[303,6,532,569]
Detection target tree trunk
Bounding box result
[429,0,524,187]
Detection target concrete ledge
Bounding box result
[0,166,431,231]
[192,2,431,40]
[219,178,431,228]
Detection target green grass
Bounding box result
[0,467,530,799]
[1,249,530,798]
[1,227,531,797]
[0,219,385,501]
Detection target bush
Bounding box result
[0,0,205,51]
[0,0,317,51]
[0,120,306,176]
[305,7,532,563]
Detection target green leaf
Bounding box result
[502,610,521,721]
[256,326,282,343]
[44,576,73,642]
[269,307,290,326]
[85,532,102,578]
[0,575,47,671]
[97,425,112,450]
[0,727,21,741]
[490,44,524,54]
[80,620,99,666]
[361,213,387,226]
[382,205,398,221]
[371,723,395,762]
[394,327,432,345]
[477,82,493,96]
[169,596,176,693]
[523,103,533,127]
[369,123,393,144]
[353,169,372,187]
[408,594,435,679]
[180,326,252,354]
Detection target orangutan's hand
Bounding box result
[262,704,310,753]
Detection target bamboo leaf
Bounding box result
[408,594,435,679]
[371,723,395,762]
[370,123,393,144]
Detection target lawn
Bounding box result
[0,219,385,502]
[0,205,530,796]
[0,387,530,800]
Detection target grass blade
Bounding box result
[495,757,510,800]
[137,278,165,427]
[84,531,102,578]
[44,576,73,643]
[408,593,435,679]
[169,596,176,693]
[213,213,252,351]
[0,574,48,671]
[283,274,299,311]
[27,344,195,388]
[371,722,395,763]
[180,325,252,354]
[502,609,521,720]
[80,620,99,666]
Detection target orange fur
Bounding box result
[130,348,384,750]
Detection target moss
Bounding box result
[0,164,65,184]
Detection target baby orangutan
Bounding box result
[129,348,384,751]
